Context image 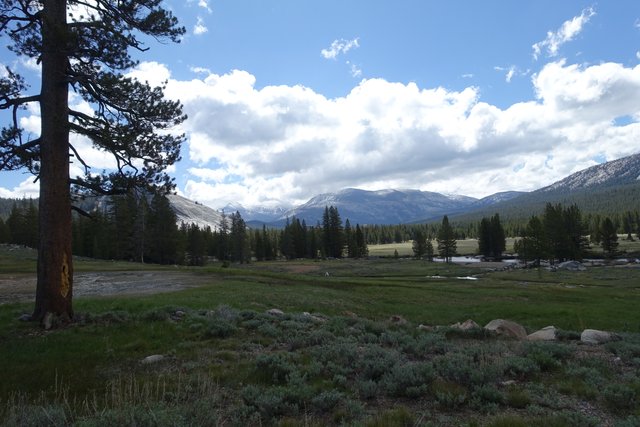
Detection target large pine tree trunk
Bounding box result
[33,0,73,326]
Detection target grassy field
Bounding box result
[1,246,639,425]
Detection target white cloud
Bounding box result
[190,66,211,75]
[0,176,39,199]
[187,0,212,13]
[126,61,171,87]
[347,61,362,78]
[193,16,208,35]
[494,65,530,83]
[321,38,360,60]
[155,59,640,208]
[532,7,596,60]
[198,0,212,13]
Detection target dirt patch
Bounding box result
[280,264,323,274]
[0,271,206,304]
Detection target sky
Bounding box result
[2,1,640,209]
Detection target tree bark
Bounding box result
[33,0,73,326]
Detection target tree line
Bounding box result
[0,196,369,264]
[3,197,637,266]
[514,203,635,264]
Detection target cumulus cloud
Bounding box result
[134,58,640,208]
[11,59,639,208]
[0,176,40,199]
[193,16,208,35]
[532,7,596,60]
[321,38,360,60]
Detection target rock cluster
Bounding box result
[415,317,622,345]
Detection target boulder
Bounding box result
[451,319,480,330]
[484,319,527,340]
[527,326,557,341]
[557,261,586,271]
[580,329,620,345]
[389,315,408,325]
[141,354,165,364]
[302,312,327,323]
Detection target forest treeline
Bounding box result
[0,195,366,265]
[1,196,639,264]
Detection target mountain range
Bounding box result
[2,153,639,227]
[225,152,640,227]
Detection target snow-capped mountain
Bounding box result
[220,203,289,223]
[470,191,527,208]
[167,194,223,231]
[538,153,640,193]
[277,188,478,225]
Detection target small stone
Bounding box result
[43,312,54,330]
[418,324,435,331]
[141,354,165,364]
[267,308,284,316]
[527,326,557,341]
[452,319,480,330]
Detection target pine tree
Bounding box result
[1,1,186,324]
[600,217,618,259]
[412,229,428,259]
[147,194,179,264]
[516,216,547,266]
[437,215,457,263]
[0,216,8,243]
[355,224,368,258]
[229,211,249,263]
[622,211,635,241]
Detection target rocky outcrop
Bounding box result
[451,319,480,330]
[557,261,586,271]
[580,329,620,345]
[527,326,557,341]
[484,319,527,340]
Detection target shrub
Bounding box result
[433,379,467,409]
[505,388,531,409]
[358,346,401,382]
[380,362,433,397]
[356,379,378,400]
[204,319,236,339]
[603,383,637,412]
[486,415,529,427]
[254,353,297,385]
[241,385,292,419]
[503,356,540,380]
[311,390,344,412]
[366,406,414,427]
[471,384,505,406]
[415,332,450,355]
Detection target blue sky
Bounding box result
[2,1,640,209]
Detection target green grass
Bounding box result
[1,245,640,425]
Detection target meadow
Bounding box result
[0,245,639,426]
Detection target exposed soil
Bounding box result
[0,271,205,304]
